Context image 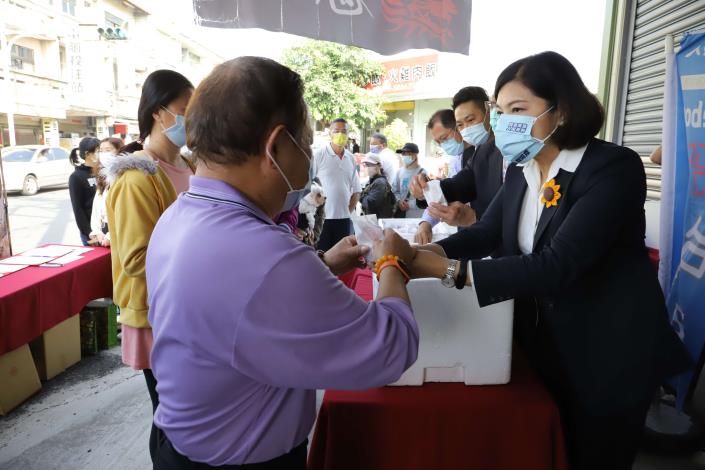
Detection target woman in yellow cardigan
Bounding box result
[104,69,195,461]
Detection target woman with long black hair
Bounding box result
[104,69,195,461]
[68,137,101,246]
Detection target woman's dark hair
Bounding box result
[101,137,124,153]
[427,109,455,130]
[69,137,101,166]
[120,69,193,154]
[452,86,489,111]
[494,51,604,149]
[186,56,309,166]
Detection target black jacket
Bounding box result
[360,174,395,218]
[440,136,504,220]
[68,165,97,238]
[438,138,690,414]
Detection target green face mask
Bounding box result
[331,132,348,147]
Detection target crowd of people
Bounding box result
[61,51,689,470]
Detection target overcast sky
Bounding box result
[166,0,607,92]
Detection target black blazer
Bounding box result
[438,138,690,413]
[440,136,504,220]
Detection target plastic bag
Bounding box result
[352,215,384,263]
[423,180,447,206]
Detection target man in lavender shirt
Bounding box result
[146,57,419,469]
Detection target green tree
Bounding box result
[382,118,411,152]
[282,40,386,129]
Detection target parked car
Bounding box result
[1,145,73,196]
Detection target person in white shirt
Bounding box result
[369,132,399,184]
[314,118,361,251]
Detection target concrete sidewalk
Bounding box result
[1,346,704,470]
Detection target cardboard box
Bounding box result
[30,314,81,381]
[374,277,514,386]
[0,344,42,415]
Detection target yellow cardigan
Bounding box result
[105,152,192,328]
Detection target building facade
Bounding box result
[0,0,222,149]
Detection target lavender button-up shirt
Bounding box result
[146,176,419,466]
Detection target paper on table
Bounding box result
[68,247,93,255]
[423,180,447,206]
[0,255,54,266]
[39,253,84,267]
[352,215,384,263]
[21,245,75,258]
[0,264,29,274]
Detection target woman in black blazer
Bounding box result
[409,52,690,469]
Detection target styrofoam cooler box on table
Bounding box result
[379,218,457,244]
[374,277,513,386]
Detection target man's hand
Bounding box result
[398,200,410,212]
[409,174,429,200]
[324,235,368,276]
[414,221,433,245]
[427,202,476,227]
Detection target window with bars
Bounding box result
[10,45,35,72]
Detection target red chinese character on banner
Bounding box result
[381,0,458,45]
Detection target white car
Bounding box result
[1,145,74,196]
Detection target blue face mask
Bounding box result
[267,130,313,213]
[440,135,464,156]
[402,155,416,166]
[369,144,381,154]
[460,122,490,147]
[494,107,557,165]
[489,108,499,132]
[161,107,187,148]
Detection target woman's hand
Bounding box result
[409,174,429,200]
[324,235,368,276]
[408,248,451,280]
[101,237,111,247]
[373,229,415,265]
[414,221,433,245]
[427,202,476,227]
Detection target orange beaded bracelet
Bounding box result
[374,255,398,274]
[374,256,410,284]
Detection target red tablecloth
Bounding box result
[0,246,112,355]
[308,270,567,470]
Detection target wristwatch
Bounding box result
[441,260,459,288]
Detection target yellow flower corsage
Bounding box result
[540,179,561,208]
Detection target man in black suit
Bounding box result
[413,86,504,244]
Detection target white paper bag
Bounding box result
[352,215,384,263]
[423,180,447,206]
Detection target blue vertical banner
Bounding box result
[668,31,705,403]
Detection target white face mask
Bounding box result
[98,151,118,169]
[266,130,313,213]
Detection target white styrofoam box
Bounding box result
[374,277,513,386]
[379,218,457,244]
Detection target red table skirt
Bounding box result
[310,269,568,470]
[0,246,112,354]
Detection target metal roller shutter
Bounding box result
[622,0,705,200]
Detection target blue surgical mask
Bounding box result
[494,107,557,165]
[440,135,464,156]
[161,107,187,148]
[489,108,499,132]
[402,155,415,166]
[460,122,489,147]
[267,130,313,213]
[369,144,381,154]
